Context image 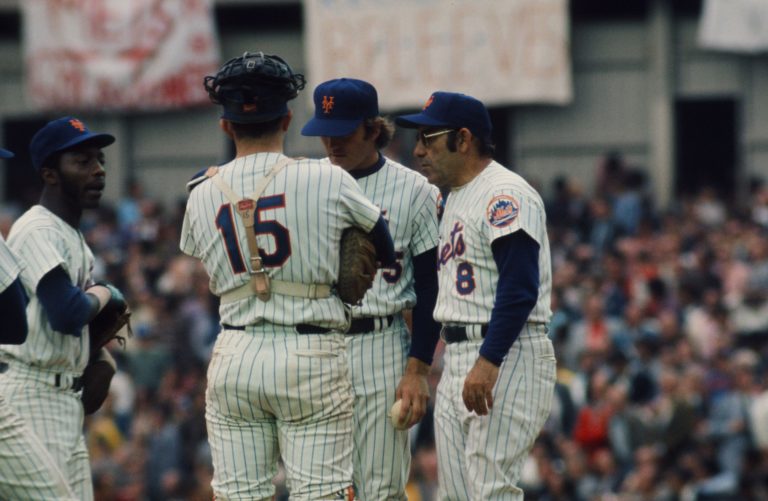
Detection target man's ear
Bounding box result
[281,110,293,131]
[219,119,235,139]
[40,166,59,186]
[457,128,471,153]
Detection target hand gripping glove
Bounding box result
[337,227,377,305]
[87,282,132,359]
[80,348,117,415]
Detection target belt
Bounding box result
[56,373,83,392]
[222,323,331,334]
[347,315,395,335]
[441,324,488,344]
[0,361,82,392]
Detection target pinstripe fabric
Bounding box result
[346,318,410,500]
[0,236,76,500]
[0,236,20,291]
[206,327,353,500]
[338,156,438,500]
[1,371,89,500]
[434,326,555,500]
[0,394,76,500]
[0,206,94,500]
[182,152,381,499]
[433,162,552,325]
[1,206,92,371]
[181,153,382,330]
[432,162,555,500]
[345,157,440,318]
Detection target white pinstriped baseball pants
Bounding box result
[0,365,91,501]
[205,326,354,500]
[346,318,410,501]
[0,394,76,501]
[434,324,556,501]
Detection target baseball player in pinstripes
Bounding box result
[301,78,441,500]
[0,119,120,501]
[397,92,557,500]
[0,147,76,500]
[180,53,395,500]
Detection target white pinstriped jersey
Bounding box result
[0,235,21,292]
[433,161,552,325]
[180,152,382,329]
[0,206,92,372]
[337,156,439,318]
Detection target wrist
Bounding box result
[404,357,431,376]
[86,285,111,312]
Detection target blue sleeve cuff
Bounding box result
[369,215,397,266]
[408,247,441,365]
[479,231,539,366]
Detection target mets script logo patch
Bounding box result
[486,195,519,228]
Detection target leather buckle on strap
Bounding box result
[441,324,489,344]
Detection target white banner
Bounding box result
[699,0,768,53]
[303,0,572,110]
[22,0,220,111]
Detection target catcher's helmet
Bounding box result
[204,51,306,124]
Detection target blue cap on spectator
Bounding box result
[301,78,379,137]
[396,91,492,141]
[30,116,115,170]
[0,148,13,159]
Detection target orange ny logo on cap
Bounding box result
[423,95,435,110]
[242,103,259,112]
[69,119,86,132]
[322,95,335,114]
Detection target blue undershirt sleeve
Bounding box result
[0,278,29,344]
[368,215,397,266]
[37,266,100,336]
[408,247,441,365]
[479,231,540,366]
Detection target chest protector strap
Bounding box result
[205,159,331,303]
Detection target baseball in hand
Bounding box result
[390,399,412,430]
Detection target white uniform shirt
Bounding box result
[342,156,439,318]
[180,152,382,329]
[0,235,21,292]
[433,161,552,325]
[0,206,93,371]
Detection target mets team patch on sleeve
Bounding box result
[436,192,445,220]
[486,195,519,228]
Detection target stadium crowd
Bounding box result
[3,150,767,500]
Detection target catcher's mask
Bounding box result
[204,51,306,124]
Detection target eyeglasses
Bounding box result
[417,129,454,146]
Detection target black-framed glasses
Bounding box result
[417,129,454,146]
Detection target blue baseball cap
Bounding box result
[30,116,115,170]
[395,91,492,141]
[0,148,13,159]
[301,78,379,137]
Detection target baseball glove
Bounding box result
[80,348,116,415]
[88,282,132,359]
[337,227,377,305]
